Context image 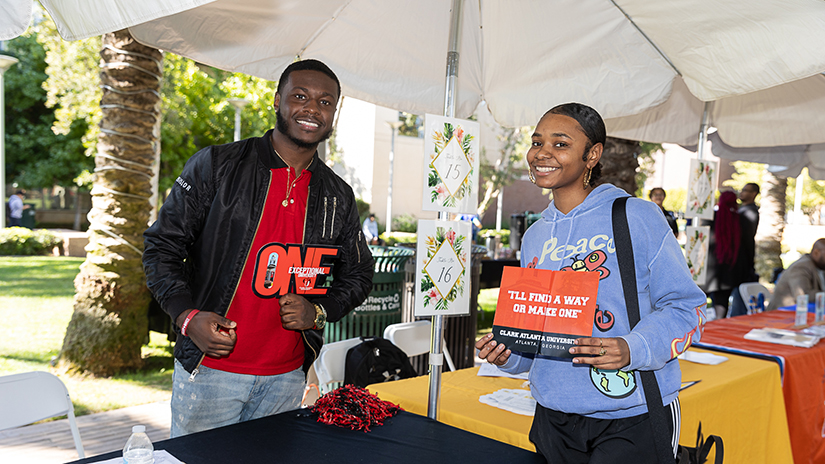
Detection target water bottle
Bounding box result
[123,425,154,464]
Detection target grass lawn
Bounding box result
[0,256,502,417]
[0,256,173,417]
[477,287,499,338]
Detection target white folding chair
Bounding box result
[312,337,364,395]
[739,282,772,315]
[383,320,456,372]
[0,371,85,458]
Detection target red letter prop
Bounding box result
[492,267,599,358]
[252,243,340,298]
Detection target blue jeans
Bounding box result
[171,359,305,437]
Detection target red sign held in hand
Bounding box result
[492,267,599,358]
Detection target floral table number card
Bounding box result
[422,114,480,214]
[684,226,710,286]
[414,220,471,316]
[685,159,718,220]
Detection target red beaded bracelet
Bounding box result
[180,309,200,337]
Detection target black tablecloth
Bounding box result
[68,409,543,464]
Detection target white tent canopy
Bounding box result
[681,132,825,180]
[3,0,825,131]
[605,74,825,148]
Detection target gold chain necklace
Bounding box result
[282,168,293,207]
[277,152,313,207]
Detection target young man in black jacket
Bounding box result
[143,59,373,437]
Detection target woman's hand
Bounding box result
[569,337,630,370]
[475,333,511,366]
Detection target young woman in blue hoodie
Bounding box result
[476,103,707,463]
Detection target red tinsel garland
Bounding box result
[310,385,403,432]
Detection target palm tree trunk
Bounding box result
[755,171,787,282]
[59,29,162,376]
[598,137,640,196]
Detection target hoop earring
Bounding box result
[528,169,536,184]
[583,168,592,189]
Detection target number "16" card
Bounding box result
[414,220,471,316]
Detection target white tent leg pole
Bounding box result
[428,0,463,422]
[697,101,711,161]
[695,101,712,318]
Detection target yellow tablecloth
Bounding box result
[369,348,793,464]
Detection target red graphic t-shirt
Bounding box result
[202,166,311,375]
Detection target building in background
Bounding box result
[331,99,548,230]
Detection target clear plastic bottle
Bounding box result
[122,425,154,464]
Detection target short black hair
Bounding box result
[648,187,665,200]
[744,182,760,195]
[276,59,341,100]
[545,103,606,187]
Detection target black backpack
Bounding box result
[344,336,417,388]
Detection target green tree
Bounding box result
[477,125,531,218]
[724,161,765,194]
[635,142,661,197]
[159,54,278,193]
[3,27,90,189]
[59,30,162,376]
[786,168,825,224]
[755,170,786,281]
[38,15,102,163]
[599,137,641,195]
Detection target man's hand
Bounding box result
[176,310,237,357]
[279,293,316,330]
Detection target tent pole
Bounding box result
[697,101,710,161]
[428,0,463,422]
[694,101,711,317]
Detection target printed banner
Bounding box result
[684,226,710,286]
[354,292,402,314]
[414,220,472,316]
[422,114,480,214]
[492,267,599,358]
[686,159,718,220]
[252,243,339,298]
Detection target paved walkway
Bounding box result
[0,401,171,464]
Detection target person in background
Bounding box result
[458,213,483,243]
[767,238,825,311]
[728,182,760,316]
[7,190,30,228]
[362,213,382,245]
[702,190,742,319]
[648,187,678,237]
[143,59,373,437]
[476,102,706,463]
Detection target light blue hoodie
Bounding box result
[500,184,707,419]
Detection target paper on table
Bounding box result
[678,350,728,365]
[744,328,820,348]
[477,362,529,379]
[479,388,536,416]
[93,450,183,464]
[802,324,825,337]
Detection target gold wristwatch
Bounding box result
[312,303,327,330]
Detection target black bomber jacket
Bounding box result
[143,129,374,373]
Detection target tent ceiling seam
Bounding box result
[298,0,354,59]
[609,0,681,77]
